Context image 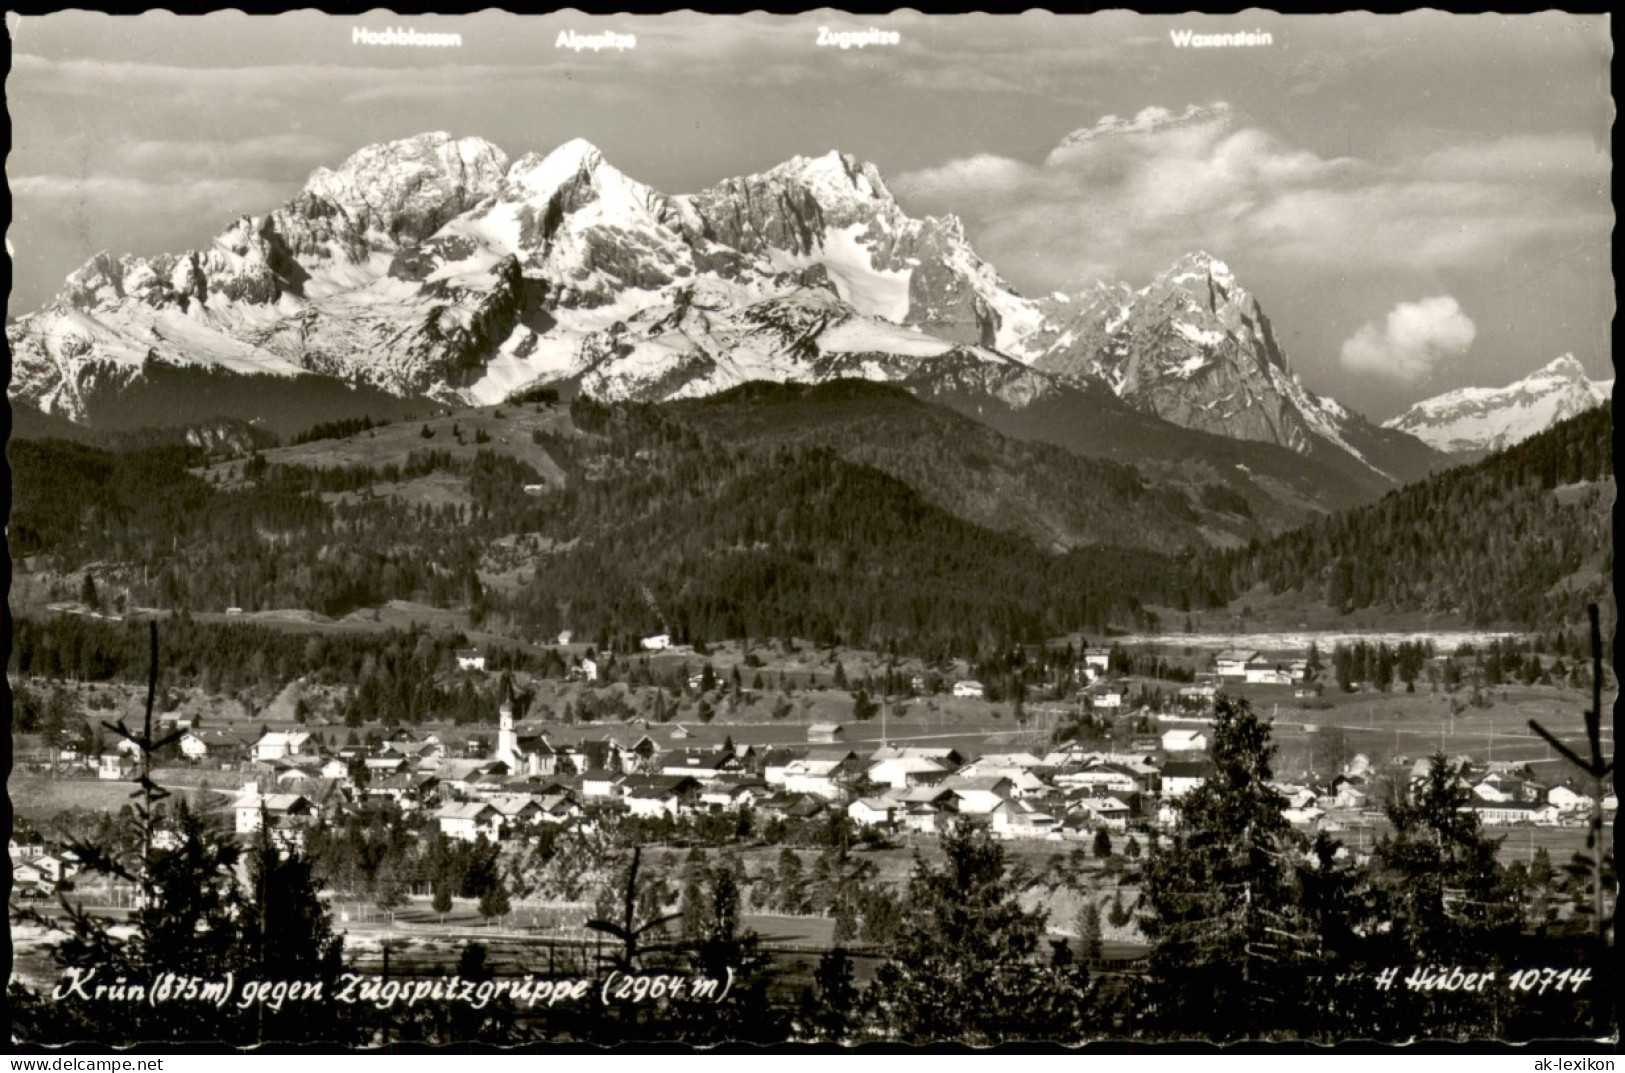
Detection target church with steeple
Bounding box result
[492,681,555,777]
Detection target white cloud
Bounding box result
[891,107,1610,294]
[114,134,339,177]
[1339,297,1477,382]
[10,175,298,227]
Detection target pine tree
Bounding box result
[797,947,861,1043]
[1137,696,1308,1040]
[863,824,1092,1044]
[432,881,453,921]
[477,881,511,925]
[1079,900,1104,963]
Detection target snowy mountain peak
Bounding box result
[1382,355,1612,454]
[8,131,1431,490]
[1158,250,1238,289]
[1535,353,1588,379]
[767,150,896,209]
[300,132,509,234]
[506,137,606,194]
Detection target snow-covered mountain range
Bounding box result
[1382,355,1612,454]
[8,130,1434,481]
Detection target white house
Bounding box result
[253,731,312,763]
[1054,765,1140,794]
[808,723,844,744]
[12,859,47,891]
[640,633,672,652]
[97,753,134,780]
[1161,729,1208,754]
[1547,785,1595,813]
[848,798,897,828]
[456,648,487,672]
[1092,686,1125,710]
[952,680,985,699]
[577,657,599,682]
[866,756,947,791]
[1467,801,1560,826]
[30,854,76,887]
[179,732,210,760]
[989,799,1057,840]
[621,775,699,819]
[1084,648,1112,672]
[1161,760,1211,799]
[944,776,1016,816]
[1216,650,1260,679]
[783,758,849,800]
[1072,796,1131,830]
[1244,661,1293,685]
[581,772,620,799]
[232,786,313,835]
[437,802,503,843]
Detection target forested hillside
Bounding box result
[1198,406,1613,628]
[672,380,1251,553]
[10,396,1197,658]
[514,397,1189,652]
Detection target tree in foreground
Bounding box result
[863,823,1092,1044]
[1136,696,1309,1041]
[10,623,365,1046]
[797,947,862,1044]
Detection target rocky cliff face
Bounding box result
[1023,252,1400,472]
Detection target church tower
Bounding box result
[496,681,520,770]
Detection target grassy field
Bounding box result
[10,775,215,825]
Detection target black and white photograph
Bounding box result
[5,9,1616,1051]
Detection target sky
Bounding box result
[5,10,1613,419]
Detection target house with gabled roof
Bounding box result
[848,797,898,828]
[488,794,547,827]
[760,747,807,786]
[1161,759,1212,800]
[988,798,1057,840]
[437,801,503,842]
[1070,795,1131,830]
[1216,650,1260,678]
[783,756,856,801]
[1161,728,1208,754]
[699,779,768,811]
[579,770,620,799]
[621,775,701,819]
[253,731,312,763]
[660,748,741,781]
[231,785,313,836]
[942,776,1017,816]
[866,755,949,791]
